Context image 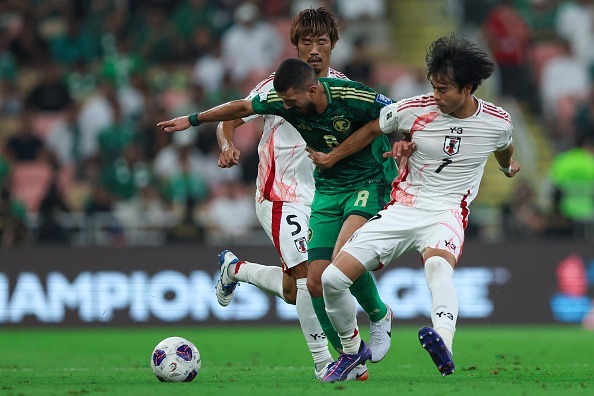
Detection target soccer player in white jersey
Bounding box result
[306,34,521,382]
[213,7,391,381]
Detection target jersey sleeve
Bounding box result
[242,90,263,123]
[495,121,513,151]
[250,91,277,115]
[378,103,399,134]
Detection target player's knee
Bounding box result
[424,256,454,287]
[321,264,351,296]
[306,277,322,298]
[283,287,297,305]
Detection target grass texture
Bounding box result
[1,325,592,395]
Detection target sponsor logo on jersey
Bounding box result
[294,237,307,253]
[443,136,461,156]
[375,93,393,105]
[332,117,351,132]
[307,228,313,242]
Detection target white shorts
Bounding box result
[255,199,311,270]
[342,203,466,271]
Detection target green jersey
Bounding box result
[251,78,397,194]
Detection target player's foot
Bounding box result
[369,305,392,363]
[321,342,371,382]
[418,326,455,376]
[215,250,239,307]
[315,362,369,381]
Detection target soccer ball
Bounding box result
[150,336,201,382]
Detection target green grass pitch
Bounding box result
[1,325,592,395]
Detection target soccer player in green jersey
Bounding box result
[158,58,402,368]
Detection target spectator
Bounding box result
[5,110,46,162]
[0,79,23,116]
[199,180,257,244]
[389,67,431,102]
[36,176,70,244]
[539,39,591,146]
[221,1,281,83]
[25,62,72,113]
[78,79,116,162]
[45,101,83,170]
[49,14,100,67]
[96,101,136,165]
[343,37,374,87]
[482,0,539,111]
[517,0,559,42]
[191,32,225,93]
[0,186,28,247]
[549,133,594,238]
[501,178,549,239]
[555,0,594,71]
[99,142,152,202]
[129,5,184,63]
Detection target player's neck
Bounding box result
[449,96,478,119]
[316,67,330,78]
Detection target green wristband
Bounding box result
[188,113,201,127]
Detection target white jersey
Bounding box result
[379,93,513,214]
[243,68,348,206]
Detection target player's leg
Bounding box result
[336,214,389,323]
[307,193,344,353]
[320,232,391,382]
[216,200,297,305]
[417,209,463,376]
[339,189,392,362]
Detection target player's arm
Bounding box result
[216,119,244,168]
[307,118,383,171]
[494,143,520,178]
[157,99,255,133]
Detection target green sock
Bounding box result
[311,296,342,352]
[349,271,387,322]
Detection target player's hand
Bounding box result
[306,147,334,171]
[502,159,521,178]
[218,147,241,168]
[384,140,416,159]
[157,116,191,133]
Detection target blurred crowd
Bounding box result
[0,0,592,247]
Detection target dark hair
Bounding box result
[273,58,317,93]
[425,34,495,93]
[290,6,339,46]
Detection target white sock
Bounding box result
[296,278,333,370]
[321,264,360,355]
[424,256,458,353]
[229,261,284,300]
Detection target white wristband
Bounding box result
[499,164,512,173]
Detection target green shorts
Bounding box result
[307,185,391,262]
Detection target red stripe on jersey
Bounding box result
[330,68,347,79]
[410,111,440,134]
[262,150,276,201]
[390,160,410,200]
[482,108,512,124]
[483,104,512,120]
[397,97,435,111]
[398,101,437,112]
[254,73,275,91]
[271,201,283,257]
[460,190,470,229]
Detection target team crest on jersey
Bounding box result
[294,237,307,253]
[333,117,350,132]
[443,136,461,156]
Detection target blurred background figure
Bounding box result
[220,1,281,84]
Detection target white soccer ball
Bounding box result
[150,336,201,382]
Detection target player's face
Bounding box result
[278,86,317,116]
[296,34,334,76]
[430,76,472,117]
